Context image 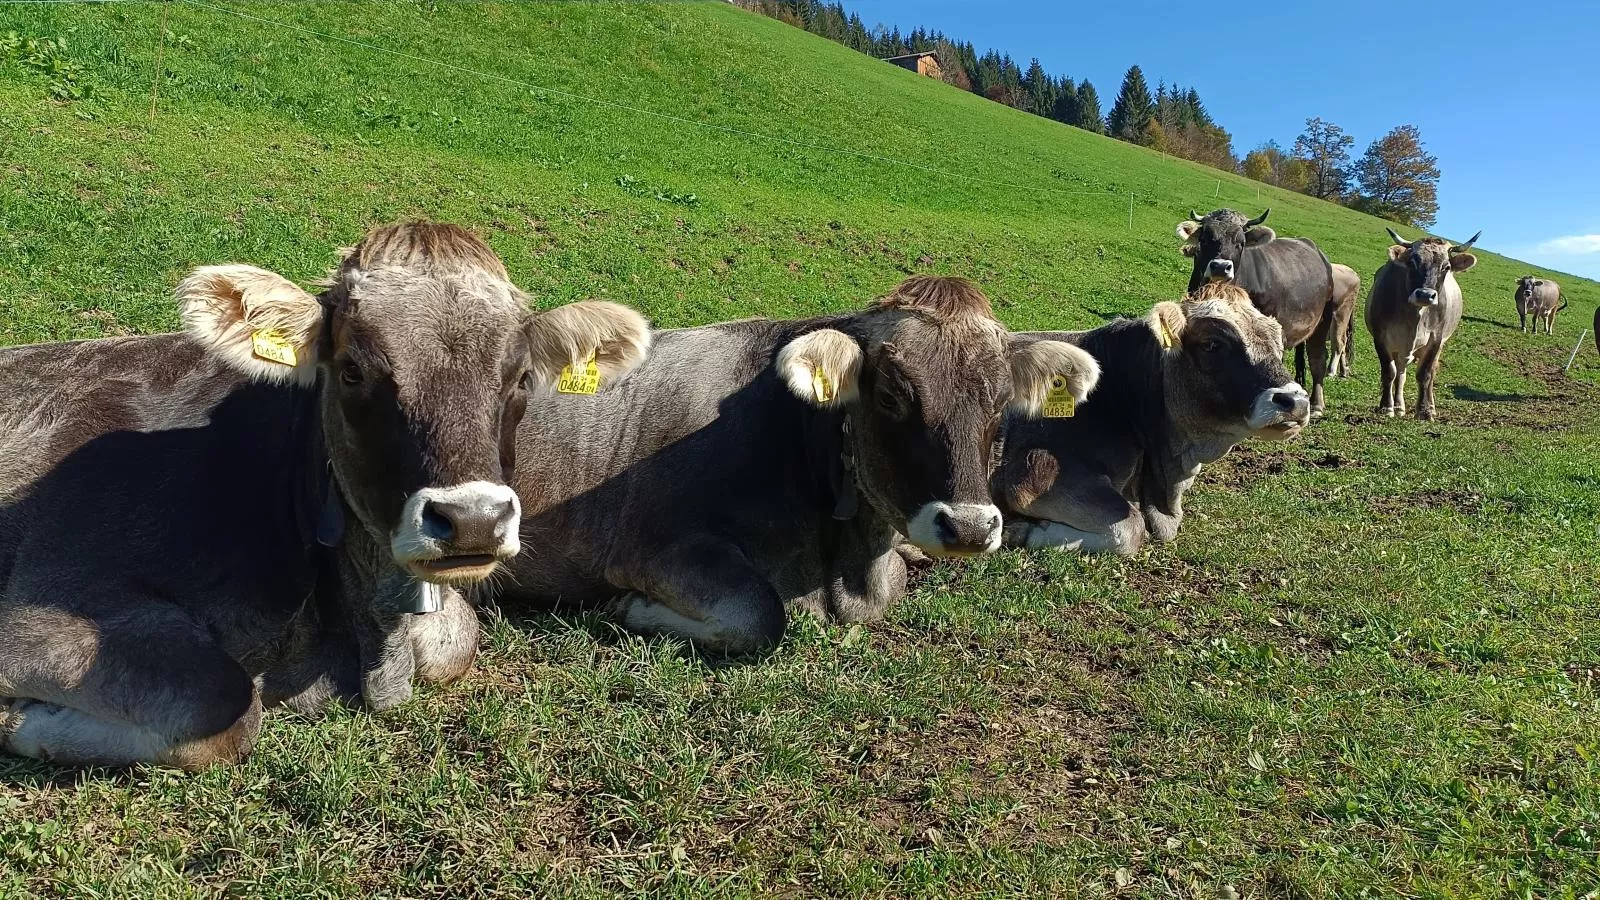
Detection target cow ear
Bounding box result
[777,328,862,408]
[1179,243,1197,258]
[179,264,324,385]
[1244,226,1276,246]
[1388,244,1409,262]
[1175,220,1200,242]
[1449,252,1477,272]
[1148,301,1187,351]
[524,300,653,393]
[1007,338,1099,416]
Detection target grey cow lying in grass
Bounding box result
[995,282,1310,555]
[0,222,652,769]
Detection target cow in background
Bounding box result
[1329,263,1362,377]
[1176,209,1337,416]
[1515,276,1565,334]
[1367,227,1480,420]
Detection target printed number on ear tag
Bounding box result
[1042,374,1076,419]
[251,329,298,367]
[557,351,601,395]
[812,368,836,404]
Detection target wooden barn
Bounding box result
[883,51,942,80]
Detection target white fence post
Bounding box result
[1565,330,1588,374]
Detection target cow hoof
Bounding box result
[1310,407,1326,421]
[1377,406,1395,418]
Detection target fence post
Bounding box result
[1565,330,1588,374]
[1128,191,1134,229]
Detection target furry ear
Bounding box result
[1180,243,1197,258]
[1388,244,1410,262]
[1450,253,1478,272]
[178,264,323,385]
[776,328,862,408]
[525,300,653,393]
[1244,226,1276,247]
[1148,301,1187,351]
[1007,338,1100,416]
[1175,220,1200,242]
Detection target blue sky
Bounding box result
[850,0,1600,280]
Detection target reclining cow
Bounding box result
[0,221,651,768]
[995,282,1310,555]
[492,276,1099,654]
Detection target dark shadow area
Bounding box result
[1462,315,1515,331]
[1451,386,1536,403]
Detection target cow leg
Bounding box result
[1306,332,1330,418]
[1377,353,1398,416]
[1294,343,1307,386]
[612,537,786,656]
[1415,345,1443,421]
[1001,470,1145,556]
[1395,362,1409,417]
[0,603,262,769]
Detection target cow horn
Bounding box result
[1450,230,1482,253]
[1189,210,1203,222]
[1245,209,1270,227]
[1386,227,1411,247]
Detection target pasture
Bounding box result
[2,1,1598,896]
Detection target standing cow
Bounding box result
[1329,263,1362,377]
[0,222,652,768]
[1367,227,1480,420]
[1175,209,1337,416]
[493,276,1100,654]
[1515,276,1565,334]
[995,282,1310,554]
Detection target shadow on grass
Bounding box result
[1462,315,1516,331]
[484,599,774,670]
[1451,386,1536,403]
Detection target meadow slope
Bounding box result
[1,2,1597,897]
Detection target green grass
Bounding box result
[2,2,1598,896]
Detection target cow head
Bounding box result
[1515,275,1539,303]
[1154,282,1309,441]
[179,221,652,588]
[1175,208,1275,290]
[1385,227,1480,307]
[777,276,1099,557]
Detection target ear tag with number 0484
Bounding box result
[557,350,601,395]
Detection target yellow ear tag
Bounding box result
[557,350,601,395]
[1156,319,1176,350]
[1042,374,1076,419]
[812,368,836,404]
[250,328,298,367]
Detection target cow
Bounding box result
[489,276,1100,655]
[1366,227,1480,420]
[994,281,1310,555]
[1175,209,1337,416]
[0,221,652,769]
[1329,263,1362,377]
[1515,276,1565,334]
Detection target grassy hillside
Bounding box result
[1,2,1597,897]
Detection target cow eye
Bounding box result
[1202,339,1224,354]
[340,361,364,385]
[517,370,534,392]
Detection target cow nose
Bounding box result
[1207,259,1234,280]
[421,495,516,550]
[933,505,1003,553]
[1412,288,1439,305]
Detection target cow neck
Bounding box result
[282,380,336,556]
[1076,319,1170,453]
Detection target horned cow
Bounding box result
[1366,227,1481,420]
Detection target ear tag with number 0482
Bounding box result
[1042,374,1076,419]
[557,350,601,395]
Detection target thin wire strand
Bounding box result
[175,0,1127,201]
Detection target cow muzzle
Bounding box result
[1409,288,1440,307]
[1248,383,1311,438]
[392,481,522,585]
[906,501,1004,557]
[1206,259,1236,282]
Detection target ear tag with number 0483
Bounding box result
[1042,374,1076,419]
